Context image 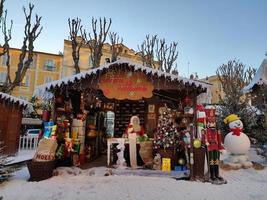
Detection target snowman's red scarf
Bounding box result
[230,128,242,136]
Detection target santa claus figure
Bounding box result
[124,116,145,137]
[124,116,145,167]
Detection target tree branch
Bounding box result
[86,17,112,68]
[109,32,123,62]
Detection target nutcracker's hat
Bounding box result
[223,114,240,124]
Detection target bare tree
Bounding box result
[138,34,178,73]
[109,32,123,62]
[68,18,86,74]
[84,17,112,68]
[138,34,157,68]
[215,59,257,138]
[1,10,12,86]
[0,0,4,21]
[0,3,42,93]
[216,59,256,104]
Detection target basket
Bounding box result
[27,160,56,181]
[139,141,153,164]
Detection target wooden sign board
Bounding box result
[99,70,154,100]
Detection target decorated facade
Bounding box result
[33,60,212,181]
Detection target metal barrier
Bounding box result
[19,135,39,151]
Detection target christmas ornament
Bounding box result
[178,158,185,165]
[193,139,201,148]
[183,95,192,106]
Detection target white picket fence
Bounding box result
[19,135,39,151]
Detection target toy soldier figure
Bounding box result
[204,108,227,184]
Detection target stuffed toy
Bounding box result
[153,153,162,170]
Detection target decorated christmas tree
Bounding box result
[153,106,179,150]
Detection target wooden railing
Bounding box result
[19,135,39,151]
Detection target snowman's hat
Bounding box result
[223,114,240,124]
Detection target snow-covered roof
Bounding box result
[243,58,267,93]
[0,92,33,111]
[34,60,210,99]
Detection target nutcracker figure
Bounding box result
[204,107,226,184]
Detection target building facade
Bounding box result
[0,48,63,101]
[201,75,225,104]
[62,39,143,78]
[0,40,163,101]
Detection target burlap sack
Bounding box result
[33,138,58,162]
[139,140,153,164]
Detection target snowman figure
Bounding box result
[223,114,253,169]
[116,139,127,169]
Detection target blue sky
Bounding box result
[4,0,267,78]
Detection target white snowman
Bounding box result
[223,114,253,169]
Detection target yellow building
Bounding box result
[201,75,225,104]
[0,47,63,101]
[0,41,152,101]
[62,39,143,77]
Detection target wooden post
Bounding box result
[189,94,198,180]
[51,96,56,122]
[189,123,194,181]
[193,95,198,138]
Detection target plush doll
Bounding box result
[223,114,252,169]
[153,153,162,170]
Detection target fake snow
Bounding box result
[33,60,211,100]
[0,148,266,200]
[6,150,35,165]
[1,167,266,200]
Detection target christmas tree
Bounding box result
[153,106,179,150]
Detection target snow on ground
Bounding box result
[6,150,35,165]
[0,148,266,200]
[1,167,266,200]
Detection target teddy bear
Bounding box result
[223,114,253,169]
[153,153,162,170]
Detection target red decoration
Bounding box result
[99,70,154,100]
[183,96,192,106]
[42,110,51,122]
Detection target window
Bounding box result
[21,74,30,87]
[105,58,111,64]
[44,76,53,83]
[43,60,56,71]
[1,54,9,66]
[0,72,7,83]
[18,96,28,101]
[24,57,36,69]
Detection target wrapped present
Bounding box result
[162,158,171,172]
